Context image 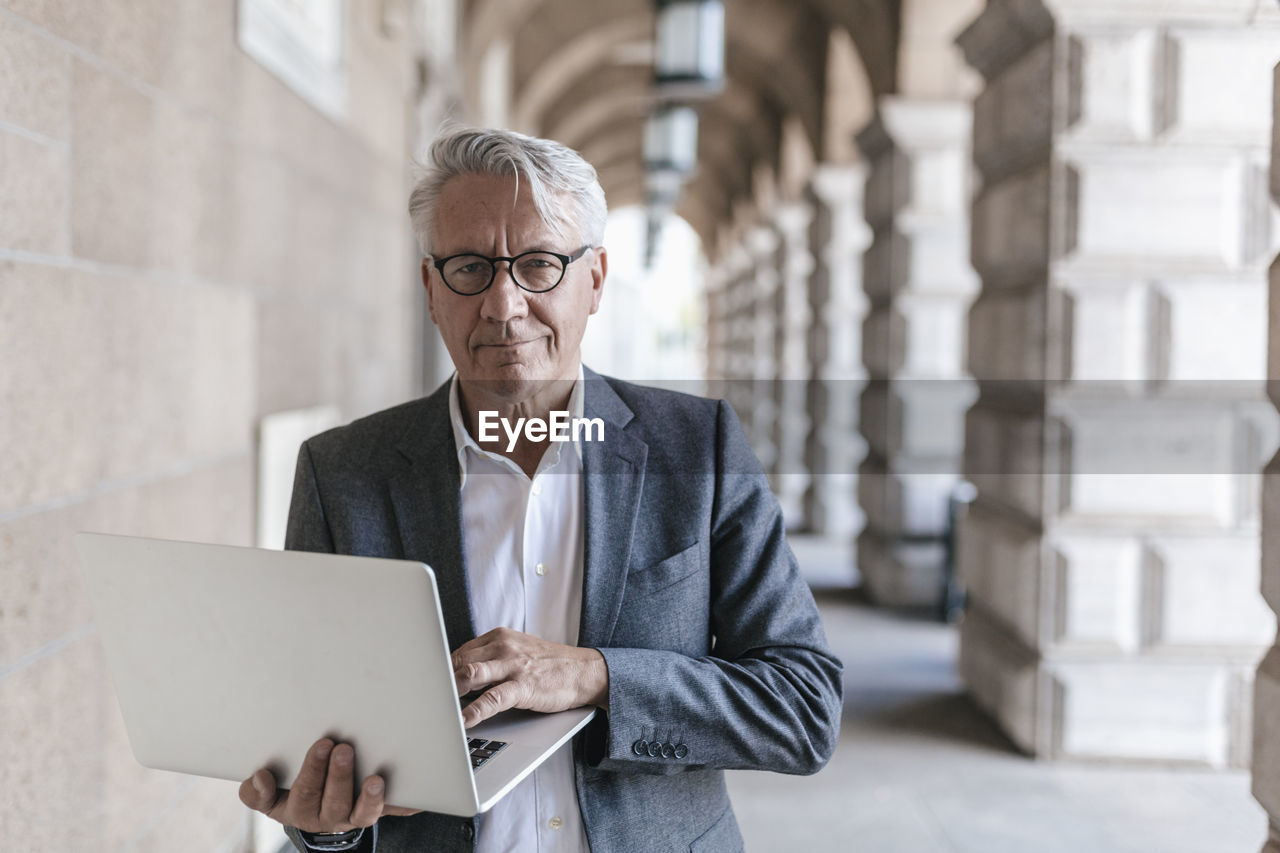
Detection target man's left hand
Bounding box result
[452,628,609,727]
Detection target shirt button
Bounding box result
[548,816,563,830]
[535,562,546,576]
[531,481,542,496]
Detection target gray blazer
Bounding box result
[282,370,843,853]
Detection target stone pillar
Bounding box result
[958,0,1279,767]
[772,201,815,528]
[856,99,978,607]
[720,242,756,438]
[805,164,871,541]
[746,225,780,471]
[1257,45,1280,852]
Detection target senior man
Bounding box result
[239,127,843,852]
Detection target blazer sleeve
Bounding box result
[285,440,337,555]
[588,399,844,776]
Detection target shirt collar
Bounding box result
[447,364,587,488]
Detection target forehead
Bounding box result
[433,173,563,251]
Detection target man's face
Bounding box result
[424,173,606,404]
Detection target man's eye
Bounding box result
[524,258,552,268]
[457,262,485,274]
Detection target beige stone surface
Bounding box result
[70,60,153,266]
[0,636,109,850]
[0,128,69,253]
[0,261,105,512]
[0,0,105,51]
[0,14,71,141]
[149,103,234,282]
[98,276,255,482]
[95,0,178,91]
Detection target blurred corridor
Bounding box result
[4,0,1280,850]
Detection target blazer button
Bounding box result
[632,739,648,756]
[661,743,675,758]
[674,744,689,759]
[647,741,662,758]
[462,822,475,840]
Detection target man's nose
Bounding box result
[479,262,529,321]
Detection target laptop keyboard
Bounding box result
[468,737,508,770]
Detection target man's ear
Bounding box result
[423,260,438,327]
[588,246,607,315]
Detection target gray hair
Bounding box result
[408,127,608,255]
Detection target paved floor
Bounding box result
[725,537,1266,853]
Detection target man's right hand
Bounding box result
[238,737,418,833]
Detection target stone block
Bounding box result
[256,298,343,418]
[1050,660,1247,766]
[898,296,970,379]
[148,103,233,282]
[1052,404,1240,522]
[899,224,976,298]
[0,128,68,254]
[1166,29,1280,145]
[98,278,255,482]
[1062,152,1254,272]
[0,500,93,667]
[971,164,1050,286]
[1047,534,1142,651]
[1145,535,1275,649]
[0,635,109,850]
[165,0,237,125]
[956,501,1042,648]
[857,533,946,609]
[95,0,179,90]
[70,60,152,266]
[1057,279,1149,380]
[861,306,903,380]
[1063,29,1158,141]
[962,405,1046,520]
[0,14,71,141]
[958,606,1039,754]
[230,148,293,291]
[895,379,973,460]
[127,778,249,853]
[0,0,105,50]
[860,231,903,301]
[1160,279,1267,381]
[903,146,968,221]
[967,287,1046,381]
[1255,649,1280,820]
[0,262,105,512]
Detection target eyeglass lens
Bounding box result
[442,252,566,293]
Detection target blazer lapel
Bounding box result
[579,369,648,649]
[388,383,477,651]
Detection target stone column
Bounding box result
[855,99,979,607]
[746,225,780,471]
[1257,44,1280,852]
[958,0,1279,767]
[720,242,756,440]
[772,202,815,528]
[804,164,872,541]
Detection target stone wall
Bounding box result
[957,0,1280,767]
[1256,38,1280,853]
[0,1,428,847]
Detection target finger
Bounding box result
[319,743,357,829]
[450,630,502,670]
[239,768,281,816]
[462,682,521,728]
[287,738,334,822]
[454,658,506,697]
[348,775,386,828]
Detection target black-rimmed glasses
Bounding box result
[433,246,592,295]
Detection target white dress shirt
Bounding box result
[448,368,591,853]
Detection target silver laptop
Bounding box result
[74,532,596,817]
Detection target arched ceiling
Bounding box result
[458,0,897,251]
